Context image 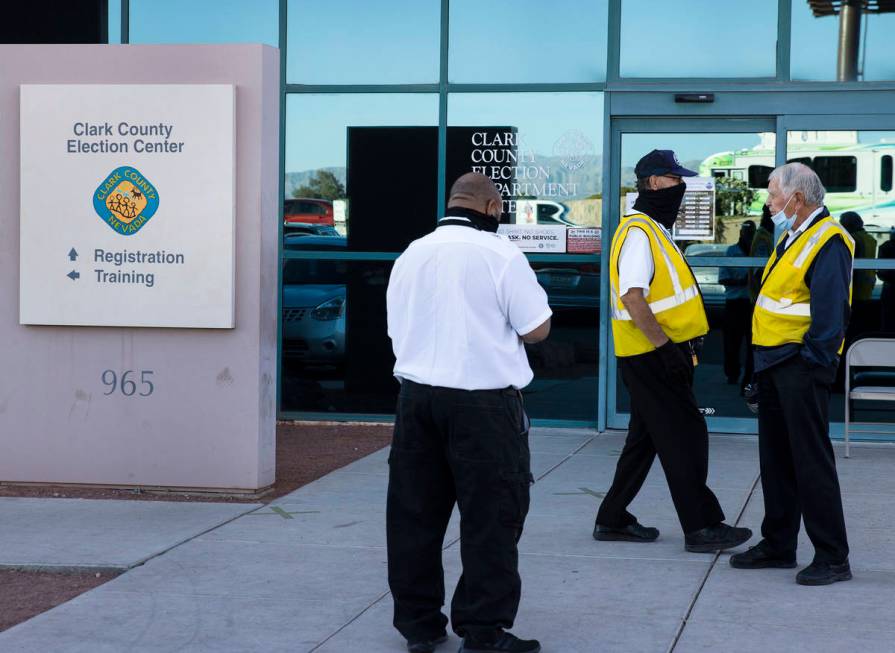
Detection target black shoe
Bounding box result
[729,541,797,569]
[459,630,541,653]
[685,523,752,553]
[408,634,448,652]
[593,521,659,543]
[796,560,853,586]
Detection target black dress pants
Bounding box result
[596,345,725,534]
[386,380,532,642]
[757,355,849,563]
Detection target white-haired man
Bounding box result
[731,163,854,585]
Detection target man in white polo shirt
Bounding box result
[386,173,551,653]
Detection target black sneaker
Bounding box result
[459,630,541,653]
[685,523,752,553]
[796,560,852,586]
[408,635,448,653]
[593,521,659,543]
[729,541,797,569]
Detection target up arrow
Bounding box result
[67,270,80,281]
[68,248,78,261]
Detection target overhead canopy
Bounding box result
[809,1,895,16]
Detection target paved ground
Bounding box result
[0,429,892,652]
[0,498,260,570]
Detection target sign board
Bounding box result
[19,84,236,328]
[568,227,601,254]
[673,177,715,240]
[624,177,716,241]
[498,224,567,253]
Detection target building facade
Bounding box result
[97,1,895,436]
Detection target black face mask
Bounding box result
[633,182,687,229]
[441,206,500,233]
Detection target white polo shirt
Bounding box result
[617,213,678,298]
[387,222,552,390]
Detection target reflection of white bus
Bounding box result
[701,131,895,227]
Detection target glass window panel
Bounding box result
[748,165,773,189]
[129,0,278,46]
[448,92,604,256]
[281,259,398,414]
[280,258,600,422]
[621,131,776,248]
[285,94,439,252]
[813,156,857,193]
[881,155,893,193]
[842,266,895,428]
[615,131,776,421]
[525,263,599,422]
[449,0,608,83]
[619,0,777,78]
[791,0,895,81]
[108,0,121,44]
[785,131,895,243]
[287,0,439,84]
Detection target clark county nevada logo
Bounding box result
[93,166,159,235]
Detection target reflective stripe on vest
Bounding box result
[793,221,835,269]
[612,284,701,321]
[754,294,811,317]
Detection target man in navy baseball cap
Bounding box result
[634,149,699,180]
[593,148,753,556]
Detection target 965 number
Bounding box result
[102,370,154,397]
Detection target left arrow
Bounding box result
[68,248,78,261]
[67,270,80,281]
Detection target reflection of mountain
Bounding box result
[529,155,602,198]
[287,155,704,200]
[285,167,346,197]
[285,156,607,200]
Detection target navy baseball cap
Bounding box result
[635,149,698,179]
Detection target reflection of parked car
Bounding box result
[284,198,334,226]
[535,266,600,310]
[282,236,346,366]
[284,222,340,238]
[685,242,742,325]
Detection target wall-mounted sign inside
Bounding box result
[19,84,236,328]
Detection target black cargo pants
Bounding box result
[386,379,533,641]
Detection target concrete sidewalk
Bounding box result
[1,430,892,652]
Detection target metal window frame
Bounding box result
[119,0,895,434]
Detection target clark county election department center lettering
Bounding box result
[68,121,184,153]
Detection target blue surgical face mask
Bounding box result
[770,195,796,232]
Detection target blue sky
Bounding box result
[621,0,778,78]
[128,0,278,46]
[116,0,895,82]
[285,92,605,173]
[792,1,895,81]
[113,0,895,173]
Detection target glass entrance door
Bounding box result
[605,117,778,433]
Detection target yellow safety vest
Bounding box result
[752,216,855,353]
[609,213,709,357]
